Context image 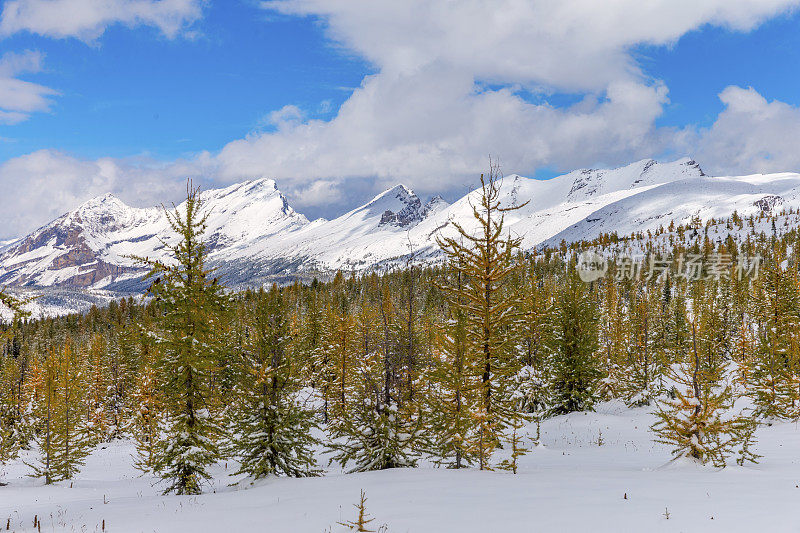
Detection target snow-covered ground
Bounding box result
[3,401,799,532]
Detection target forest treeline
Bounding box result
[2,174,799,493]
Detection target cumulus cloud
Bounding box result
[205,0,797,202]
[200,0,800,204]
[0,0,206,41]
[0,50,57,124]
[291,179,344,209]
[689,86,800,175]
[0,150,214,238]
[212,69,670,198]
[4,0,800,237]
[264,0,800,92]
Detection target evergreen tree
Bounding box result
[86,333,110,442]
[106,318,139,439]
[746,248,800,420]
[321,298,354,423]
[329,283,423,473]
[546,266,602,415]
[653,318,759,467]
[435,163,528,469]
[328,346,422,472]
[230,285,320,479]
[619,282,667,405]
[0,290,31,466]
[428,261,480,468]
[134,183,228,494]
[130,337,162,472]
[513,266,551,416]
[27,341,93,483]
[598,274,627,399]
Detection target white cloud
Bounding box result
[690,86,800,175]
[0,0,206,41]
[199,0,800,204]
[212,69,670,199]
[0,50,57,124]
[0,150,213,238]
[264,0,800,92]
[291,179,343,208]
[4,1,800,237]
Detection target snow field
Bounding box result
[3,400,800,532]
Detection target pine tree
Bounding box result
[0,290,29,329]
[514,266,551,415]
[497,411,529,474]
[230,285,320,480]
[328,347,422,473]
[134,183,228,495]
[337,490,376,532]
[546,266,602,415]
[319,291,356,426]
[86,333,110,442]
[619,281,667,405]
[130,338,162,472]
[428,261,480,468]
[0,290,31,466]
[598,274,627,400]
[106,318,139,439]
[329,284,423,473]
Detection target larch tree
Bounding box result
[27,340,93,483]
[598,274,627,400]
[320,291,356,427]
[620,281,668,405]
[653,298,759,467]
[230,285,320,480]
[746,247,800,420]
[130,335,162,473]
[435,162,528,470]
[429,258,480,468]
[0,290,31,467]
[134,182,228,495]
[546,265,603,416]
[86,333,110,442]
[329,281,423,473]
[513,262,551,417]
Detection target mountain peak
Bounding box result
[423,195,449,216]
[362,184,428,228]
[77,192,126,210]
[564,157,705,203]
[367,184,416,205]
[62,192,137,229]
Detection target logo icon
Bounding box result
[577,251,607,282]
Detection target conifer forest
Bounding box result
[3,173,800,532]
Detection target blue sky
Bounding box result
[643,13,800,129]
[0,2,370,161]
[3,0,800,238]
[4,4,800,162]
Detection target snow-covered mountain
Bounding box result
[3,157,800,298]
[0,178,308,290]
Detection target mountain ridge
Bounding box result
[3,157,800,303]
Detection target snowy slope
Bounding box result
[3,400,800,532]
[4,157,800,294]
